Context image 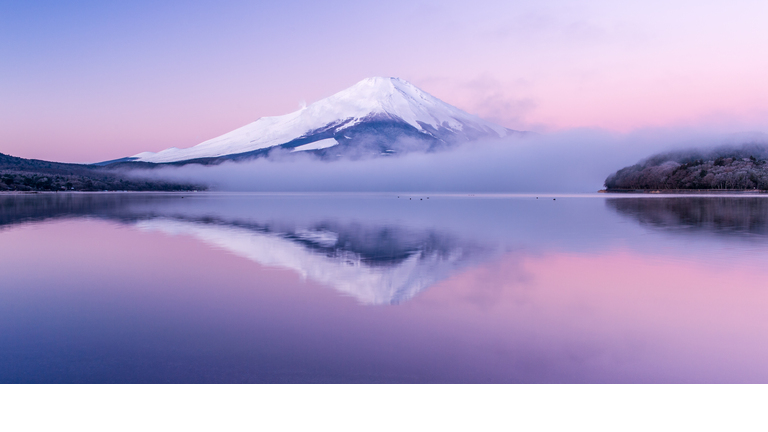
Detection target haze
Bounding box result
[135,129,755,193]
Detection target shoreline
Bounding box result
[0,190,199,195]
[5,189,768,197]
[601,189,768,194]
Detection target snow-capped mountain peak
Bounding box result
[129,77,516,164]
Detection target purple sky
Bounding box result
[2,0,767,163]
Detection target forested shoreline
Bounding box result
[0,152,203,192]
[605,143,768,191]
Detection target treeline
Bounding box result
[0,172,198,192]
[0,152,204,192]
[605,143,768,190]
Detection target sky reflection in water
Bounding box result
[1,193,767,383]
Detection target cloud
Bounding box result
[128,128,767,193]
[460,74,538,129]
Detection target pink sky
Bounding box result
[2,0,767,163]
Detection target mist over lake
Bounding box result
[127,129,768,193]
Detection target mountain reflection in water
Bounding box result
[136,219,487,305]
[5,193,768,306]
[3,193,768,383]
[0,193,492,305]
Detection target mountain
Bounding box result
[0,152,203,191]
[125,77,520,164]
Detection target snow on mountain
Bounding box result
[130,77,516,163]
[291,138,339,152]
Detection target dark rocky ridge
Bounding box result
[0,152,204,192]
[605,143,768,191]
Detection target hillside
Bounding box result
[0,152,203,192]
[604,143,768,191]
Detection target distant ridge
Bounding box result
[126,77,523,164]
[0,152,202,191]
[604,142,768,191]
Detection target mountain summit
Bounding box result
[128,77,519,164]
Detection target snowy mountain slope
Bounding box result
[129,77,519,164]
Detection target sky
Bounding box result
[2,0,768,163]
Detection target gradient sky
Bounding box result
[2,0,767,162]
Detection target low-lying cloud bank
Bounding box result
[129,129,768,193]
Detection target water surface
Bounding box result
[1,192,767,383]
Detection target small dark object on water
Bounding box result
[553,199,556,201]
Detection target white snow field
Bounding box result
[290,138,339,152]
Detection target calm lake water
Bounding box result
[1,192,767,383]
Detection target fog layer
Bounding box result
[130,129,767,193]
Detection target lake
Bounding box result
[1,192,767,383]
